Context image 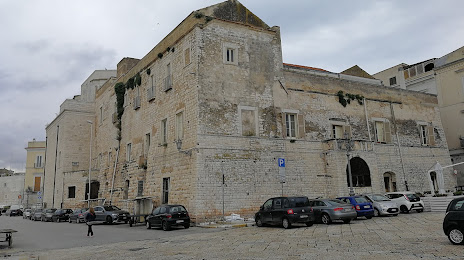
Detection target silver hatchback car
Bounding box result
[361,194,399,217]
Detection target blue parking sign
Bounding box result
[278,158,285,167]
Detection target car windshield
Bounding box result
[46,209,56,213]
[354,197,369,203]
[289,197,310,207]
[104,206,121,211]
[35,209,42,212]
[25,209,32,212]
[370,195,390,202]
[406,194,419,200]
[169,206,187,213]
[327,199,346,206]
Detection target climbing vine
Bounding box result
[114,82,126,140]
[337,90,364,107]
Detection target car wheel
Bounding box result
[448,227,464,245]
[256,217,263,227]
[321,213,331,225]
[282,218,291,229]
[106,216,113,224]
[77,218,80,224]
[68,218,72,223]
[162,221,171,231]
[366,216,373,219]
[146,221,151,229]
[184,223,190,229]
[306,221,313,227]
[400,205,409,214]
[374,209,380,217]
[343,219,351,224]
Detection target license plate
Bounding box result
[344,209,351,212]
[364,206,370,209]
[300,215,308,218]
[176,220,184,223]
[414,204,421,207]
[391,209,397,212]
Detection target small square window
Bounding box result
[389,76,397,86]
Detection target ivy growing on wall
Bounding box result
[337,90,364,107]
[135,72,141,86]
[114,82,126,140]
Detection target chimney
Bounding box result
[117,57,140,79]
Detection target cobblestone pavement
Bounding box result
[4,212,463,260]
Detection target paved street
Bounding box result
[1,212,463,259]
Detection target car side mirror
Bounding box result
[260,205,264,210]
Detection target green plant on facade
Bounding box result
[194,12,204,19]
[146,68,151,75]
[158,53,163,59]
[126,77,135,90]
[135,72,141,86]
[114,82,126,140]
[337,90,364,107]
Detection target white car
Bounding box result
[385,192,424,213]
[23,209,32,219]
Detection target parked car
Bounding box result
[52,208,73,222]
[23,209,32,219]
[443,196,464,245]
[5,209,22,217]
[385,192,424,213]
[309,198,357,224]
[255,196,315,229]
[146,205,191,231]
[337,196,374,219]
[361,194,399,217]
[68,208,88,223]
[31,209,43,221]
[41,208,57,222]
[94,205,129,224]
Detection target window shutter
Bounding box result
[281,113,287,138]
[298,114,305,139]
[343,125,352,139]
[427,126,435,146]
[384,122,391,143]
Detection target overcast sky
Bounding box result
[1,0,463,172]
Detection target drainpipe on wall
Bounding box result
[52,125,60,207]
[43,136,48,208]
[109,146,120,205]
[390,103,409,191]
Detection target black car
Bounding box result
[443,197,464,245]
[52,209,73,222]
[146,205,190,231]
[255,196,315,229]
[5,209,22,217]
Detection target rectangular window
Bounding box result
[137,181,143,197]
[285,113,296,138]
[148,75,156,101]
[161,119,168,145]
[226,48,234,63]
[176,112,184,140]
[145,133,151,156]
[126,143,132,161]
[419,124,435,146]
[409,67,416,77]
[332,125,344,139]
[374,120,391,143]
[162,177,170,204]
[68,186,76,199]
[35,156,43,168]
[389,76,397,86]
[164,63,172,91]
[223,43,238,65]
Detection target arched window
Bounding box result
[347,157,371,187]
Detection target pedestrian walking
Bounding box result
[86,207,96,237]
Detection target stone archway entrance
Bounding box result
[383,172,397,192]
[347,157,371,187]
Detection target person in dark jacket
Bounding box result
[85,207,96,236]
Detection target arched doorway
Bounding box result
[347,157,371,187]
[430,171,438,193]
[383,172,397,192]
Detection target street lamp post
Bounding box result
[87,120,93,208]
[344,132,355,196]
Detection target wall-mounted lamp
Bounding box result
[175,139,191,156]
